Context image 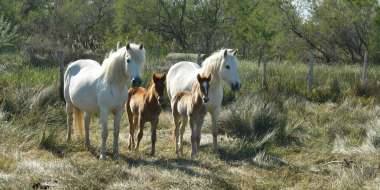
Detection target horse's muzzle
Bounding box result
[157,97,164,106]
[230,82,241,91]
[202,96,209,103]
[131,77,142,87]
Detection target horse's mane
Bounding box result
[102,43,145,85]
[200,49,233,78]
[103,48,127,85]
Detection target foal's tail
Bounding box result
[73,107,84,137]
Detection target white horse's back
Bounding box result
[166,61,200,99]
[64,59,102,112]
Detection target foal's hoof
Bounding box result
[113,153,120,160]
[99,154,107,160]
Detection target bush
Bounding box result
[219,94,287,146]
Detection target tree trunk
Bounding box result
[361,51,369,86]
[307,52,314,95]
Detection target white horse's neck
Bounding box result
[102,49,128,88]
[199,53,223,90]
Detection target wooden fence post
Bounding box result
[307,52,314,95]
[261,57,268,90]
[361,51,368,87]
[56,51,65,101]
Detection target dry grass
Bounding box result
[1,54,380,189]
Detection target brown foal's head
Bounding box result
[196,74,212,104]
[152,73,166,106]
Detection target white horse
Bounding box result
[166,49,241,152]
[63,43,145,160]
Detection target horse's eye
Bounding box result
[127,59,131,63]
[225,65,230,69]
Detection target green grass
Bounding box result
[0,53,380,189]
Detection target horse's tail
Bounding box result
[59,62,65,103]
[126,88,137,126]
[73,107,84,137]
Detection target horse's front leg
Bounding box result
[210,108,221,152]
[113,109,122,159]
[150,119,158,156]
[99,108,109,160]
[84,112,91,149]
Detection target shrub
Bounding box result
[219,94,287,146]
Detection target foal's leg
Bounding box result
[190,118,197,158]
[129,114,138,150]
[113,109,122,159]
[135,115,145,150]
[66,103,73,142]
[150,119,158,156]
[179,116,188,156]
[99,108,109,160]
[84,112,91,149]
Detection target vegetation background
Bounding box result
[1,0,380,189]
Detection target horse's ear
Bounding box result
[139,44,144,50]
[207,74,212,81]
[126,42,131,50]
[197,74,201,82]
[224,49,228,58]
[153,73,158,82]
[116,41,121,50]
[232,49,238,56]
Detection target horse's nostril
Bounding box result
[131,77,142,87]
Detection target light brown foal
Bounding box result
[126,73,166,155]
[171,74,211,158]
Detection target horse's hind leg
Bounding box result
[65,103,73,142]
[179,116,188,156]
[84,112,91,149]
[135,115,145,150]
[173,114,181,157]
[129,114,138,150]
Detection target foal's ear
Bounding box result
[139,44,144,50]
[224,49,228,58]
[162,73,166,81]
[153,73,158,83]
[232,49,238,56]
[126,42,131,50]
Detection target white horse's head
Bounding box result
[219,49,241,91]
[124,43,145,87]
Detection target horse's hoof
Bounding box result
[150,151,155,156]
[113,154,120,160]
[99,154,107,160]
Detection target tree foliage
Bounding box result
[0,0,379,64]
